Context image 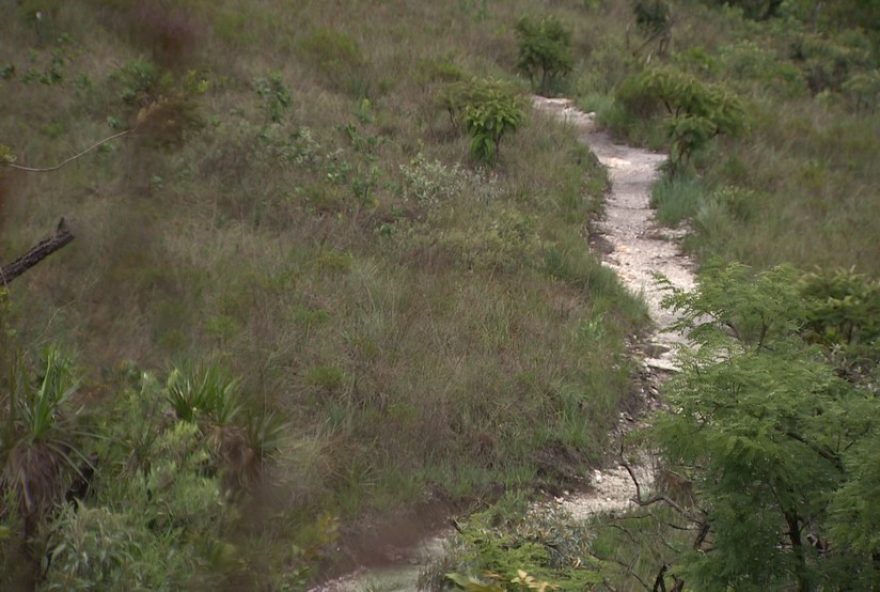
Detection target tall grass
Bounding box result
[0,0,649,581]
[650,175,705,227]
[571,1,880,274]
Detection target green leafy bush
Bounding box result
[43,421,233,591]
[799,268,880,370]
[441,78,524,164]
[112,59,170,107]
[514,15,574,94]
[254,72,292,123]
[616,68,745,169]
[43,505,174,592]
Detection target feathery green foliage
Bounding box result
[647,263,880,591]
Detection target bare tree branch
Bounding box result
[589,550,652,592]
[5,130,130,173]
[1,219,74,285]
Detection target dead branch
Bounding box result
[5,130,130,173]
[0,218,74,285]
[653,564,669,592]
[589,549,652,592]
[621,459,696,520]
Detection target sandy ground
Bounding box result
[309,97,697,592]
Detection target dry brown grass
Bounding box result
[0,1,647,558]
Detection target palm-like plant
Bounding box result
[2,348,87,536]
[165,364,241,425]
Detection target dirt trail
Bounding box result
[308,97,696,592]
[533,97,694,373]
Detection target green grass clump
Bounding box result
[650,174,705,227]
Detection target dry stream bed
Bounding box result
[309,97,697,592]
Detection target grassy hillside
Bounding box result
[575,1,880,272]
[435,2,880,591]
[0,0,647,588]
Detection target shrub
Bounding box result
[440,504,604,592]
[254,72,292,123]
[789,33,872,94]
[414,57,466,87]
[842,71,880,112]
[43,420,233,591]
[616,68,745,170]
[799,268,880,366]
[111,59,203,147]
[632,0,671,37]
[399,152,469,207]
[42,505,190,591]
[441,78,524,164]
[113,59,170,107]
[514,15,574,94]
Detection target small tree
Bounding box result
[514,16,574,94]
[617,68,745,172]
[642,263,880,592]
[441,78,524,165]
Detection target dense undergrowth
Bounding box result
[0,0,649,588]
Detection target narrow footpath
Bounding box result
[309,97,697,592]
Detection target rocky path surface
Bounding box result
[308,97,696,592]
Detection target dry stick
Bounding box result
[0,219,74,285]
[5,130,131,173]
[588,549,652,592]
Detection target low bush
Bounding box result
[514,15,574,94]
[616,67,745,170]
[433,502,604,592]
[842,70,880,112]
[253,72,292,124]
[789,32,873,95]
[440,78,525,164]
